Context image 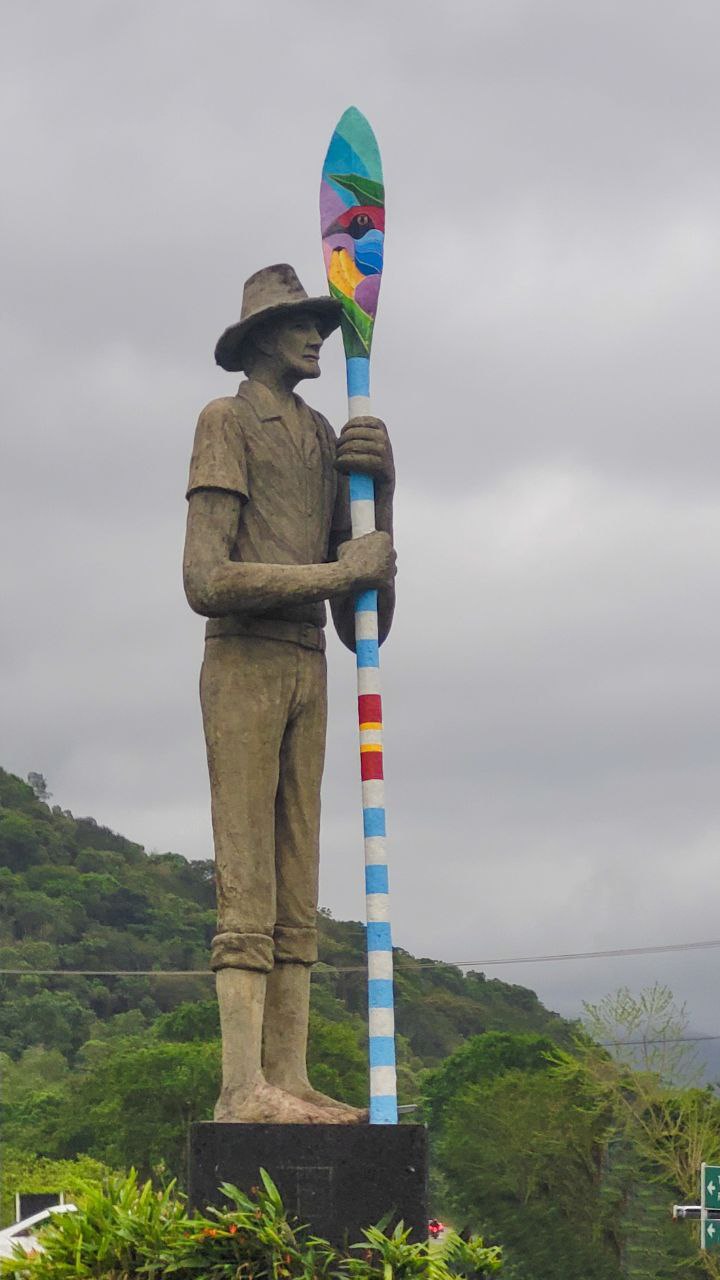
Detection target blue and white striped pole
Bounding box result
[347,355,398,1126]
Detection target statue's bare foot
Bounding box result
[292,1086,367,1119]
[214,1080,359,1124]
[265,1077,367,1121]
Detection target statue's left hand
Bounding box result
[335,417,395,490]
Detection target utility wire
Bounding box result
[423,938,720,970]
[3,965,720,1047]
[0,969,212,976]
[2,935,720,977]
[1,961,718,1047]
[599,1034,720,1048]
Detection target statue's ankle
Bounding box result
[219,1072,264,1099]
[264,1068,306,1092]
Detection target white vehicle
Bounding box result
[0,1204,77,1259]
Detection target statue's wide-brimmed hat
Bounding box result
[214,263,342,372]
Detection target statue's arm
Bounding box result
[329,416,396,652]
[183,489,393,618]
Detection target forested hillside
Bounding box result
[2,767,717,1279]
[0,766,570,1056]
[0,766,570,1167]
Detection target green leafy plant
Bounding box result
[0,1170,502,1280]
[1,1171,185,1280]
[159,1171,319,1280]
[346,1221,502,1280]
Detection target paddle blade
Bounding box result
[320,107,385,364]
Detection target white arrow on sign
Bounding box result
[709,1182,717,1197]
[708,1224,716,1238]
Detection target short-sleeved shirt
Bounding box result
[186,378,351,627]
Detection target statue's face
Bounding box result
[268,312,324,381]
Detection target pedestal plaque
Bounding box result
[188,1123,428,1247]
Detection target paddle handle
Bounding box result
[347,358,398,1126]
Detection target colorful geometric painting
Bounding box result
[320,107,385,396]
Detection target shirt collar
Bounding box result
[236,378,310,423]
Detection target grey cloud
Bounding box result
[3,0,720,1043]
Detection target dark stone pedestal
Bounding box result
[188,1123,428,1247]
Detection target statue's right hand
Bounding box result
[336,531,396,592]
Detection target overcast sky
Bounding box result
[3,0,720,1038]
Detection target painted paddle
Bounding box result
[320,107,397,1125]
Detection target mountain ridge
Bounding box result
[0,764,573,1072]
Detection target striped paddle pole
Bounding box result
[349,371,397,1127]
[321,109,398,1125]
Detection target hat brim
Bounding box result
[214,296,343,372]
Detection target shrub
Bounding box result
[0,1169,503,1279]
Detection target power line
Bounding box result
[2,971,720,1050]
[319,937,720,972]
[435,938,720,970]
[2,935,720,977]
[0,962,210,972]
[1,967,718,1049]
[600,1034,720,1048]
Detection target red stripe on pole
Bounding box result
[358,693,383,725]
[360,751,384,780]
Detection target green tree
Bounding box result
[0,814,45,872]
[152,999,219,1042]
[0,1046,70,1102]
[422,1031,556,1125]
[62,1039,220,1178]
[0,989,94,1059]
[0,1151,111,1227]
[425,1022,699,1279]
[307,1012,367,1107]
[554,986,720,1279]
[0,771,43,815]
[435,1065,618,1280]
[582,982,702,1084]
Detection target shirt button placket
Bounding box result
[300,425,312,557]
[305,453,313,557]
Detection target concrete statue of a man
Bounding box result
[183,264,396,1123]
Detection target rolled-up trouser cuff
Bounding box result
[274,924,318,966]
[211,930,274,973]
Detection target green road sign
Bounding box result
[702,1218,720,1250]
[701,1165,720,1249]
[703,1165,720,1209]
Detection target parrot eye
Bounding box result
[348,213,373,237]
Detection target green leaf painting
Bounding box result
[329,171,384,208]
[329,281,375,356]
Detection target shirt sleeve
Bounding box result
[186,398,249,501]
